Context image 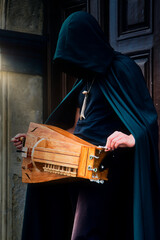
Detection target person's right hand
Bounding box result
[11,133,26,151]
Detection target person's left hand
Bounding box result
[105,131,135,151]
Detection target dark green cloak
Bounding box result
[46,11,160,240]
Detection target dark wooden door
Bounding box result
[109,0,160,155]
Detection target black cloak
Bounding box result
[22,11,160,240]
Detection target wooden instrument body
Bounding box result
[22,122,109,183]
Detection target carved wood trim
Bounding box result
[110,0,153,45]
[129,50,153,97]
[118,0,152,40]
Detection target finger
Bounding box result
[11,138,18,142]
[15,134,26,139]
[14,141,22,147]
[16,144,23,150]
[11,134,26,142]
[11,137,18,142]
[110,136,123,150]
[114,139,127,149]
[106,131,121,150]
[14,134,22,140]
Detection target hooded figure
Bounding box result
[21,11,160,240]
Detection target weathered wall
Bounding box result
[0,70,43,240]
[0,0,43,34]
[9,73,43,240]
[0,1,44,239]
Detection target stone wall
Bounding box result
[0,1,44,239]
[0,70,43,240]
[0,0,43,34]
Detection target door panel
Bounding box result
[118,0,152,39]
[109,0,160,155]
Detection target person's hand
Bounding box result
[11,133,26,151]
[105,131,135,151]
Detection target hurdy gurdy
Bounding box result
[21,122,109,184]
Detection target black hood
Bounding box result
[53,11,115,77]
